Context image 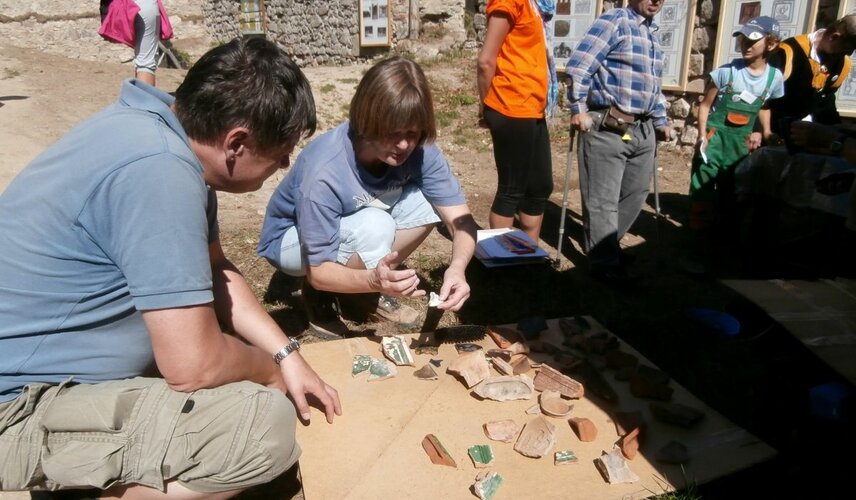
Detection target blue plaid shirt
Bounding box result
[566,7,667,128]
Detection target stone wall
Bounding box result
[203,0,470,65]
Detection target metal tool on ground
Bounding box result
[651,128,676,269]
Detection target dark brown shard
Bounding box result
[616,426,642,460]
[558,316,592,337]
[615,366,636,381]
[571,361,618,405]
[629,375,673,401]
[485,349,512,362]
[584,334,620,355]
[422,434,457,467]
[414,364,439,380]
[532,364,584,399]
[455,343,483,353]
[650,402,705,428]
[635,364,670,385]
[486,324,523,349]
[604,350,638,371]
[568,417,598,442]
[655,440,690,464]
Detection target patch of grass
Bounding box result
[2,68,20,79]
[319,83,336,93]
[337,77,359,84]
[436,109,459,128]
[448,93,478,107]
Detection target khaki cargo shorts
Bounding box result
[0,377,300,493]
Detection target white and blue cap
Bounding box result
[733,16,780,40]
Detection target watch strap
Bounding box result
[273,338,301,365]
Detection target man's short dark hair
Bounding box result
[174,37,316,153]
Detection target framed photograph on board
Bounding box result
[551,0,604,72]
[713,0,819,69]
[359,0,391,47]
[835,0,856,116]
[653,0,696,90]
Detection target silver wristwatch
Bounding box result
[273,338,301,365]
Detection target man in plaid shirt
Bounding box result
[565,0,672,287]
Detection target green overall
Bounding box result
[689,65,776,231]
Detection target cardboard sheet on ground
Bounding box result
[724,278,856,384]
[296,318,775,499]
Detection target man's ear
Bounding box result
[223,127,251,158]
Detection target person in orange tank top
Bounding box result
[477,0,557,243]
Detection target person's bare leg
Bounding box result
[136,71,156,86]
[517,212,544,243]
[489,211,514,231]
[101,480,242,499]
[390,225,434,264]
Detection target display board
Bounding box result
[654,0,696,91]
[551,0,604,71]
[836,0,856,117]
[359,0,392,47]
[713,0,820,69]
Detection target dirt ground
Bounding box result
[1,35,852,499]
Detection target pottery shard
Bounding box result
[532,364,584,399]
[489,356,515,376]
[594,447,640,484]
[636,364,670,384]
[467,444,495,468]
[569,417,598,442]
[448,350,491,388]
[381,336,414,366]
[629,375,674,401]
[514,416,557,458]
[473,375,534,401]
[472,471,503,500]
[512,356,532,375]
[649,402,705,428]
[604,350,639,370]
[616,426,642,460]
[414,364,439,380]
[539,390,572,417]
[486,324,523,349]
[483,419,521,443]
[558,316,592,337]
[422,434,457,467]
[655,440,690,464]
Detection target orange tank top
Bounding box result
[483,0,549,119]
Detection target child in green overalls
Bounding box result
[687,15,785,271]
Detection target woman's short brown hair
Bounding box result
[349,57,437,146]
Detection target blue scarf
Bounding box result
[530,0,558,117]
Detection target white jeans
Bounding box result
[276,184,441,276]
[133,0,160,74]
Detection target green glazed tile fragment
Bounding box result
[352,355,372,376]
[472,471,503,500]
[554,450,578,465]
[467,444,495,467]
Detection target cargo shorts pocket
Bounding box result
[38,381,148,489]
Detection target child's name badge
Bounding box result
[738,90,757,104]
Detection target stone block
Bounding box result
[671,98,690,119]
[689,54,705,78]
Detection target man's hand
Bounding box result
[436,267,471,312]
[570,112,594,132]
[656,126,674,142]
[746,131,763,151]
[278,352,341,424]
[368,252,426,298]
